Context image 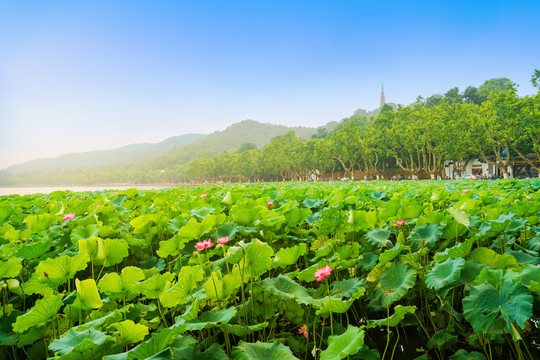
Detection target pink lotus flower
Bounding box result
[526,196,531,200]
[267,201,274,207]
[195,239,214,251]
[314,265,332,282]
[395,220,405,226]
[462,189,470,194]
[63,213,76,221]
[200,193,208,199]
[217,236,230,245]
[298,324,308,339]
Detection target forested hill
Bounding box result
[139,120,321,170]
[3,134,205,175]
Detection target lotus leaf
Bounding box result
[449,349,487,360]
[376,262,416,307]
[76,278,103,309]
[71,224,100,243]
[232,341,299,360]
[0,258,22,279]
[13,294,64,333]
[48,327,112,355]
[426,330,458,350]
[220,322,268,337]
[368,305,416,328]
[320,325,365,360]
[110,320,149,344]
[408,223,443,251]
[468,247,517,269]
[273,243,307,268]
[173,343,228,360]
[160,266,204,307]
[259,275,314,305]
[425,257,465,290]
[99,266,145,300]
[132,272,175,299]
[365,228,392,248]
[174,307,237,332]
[462,280,532,339]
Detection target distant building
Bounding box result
[380,85,385,108]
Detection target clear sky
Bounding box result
[1,0,539,169]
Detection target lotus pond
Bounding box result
[0,179,539,360]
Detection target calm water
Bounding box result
[0,185,171,196]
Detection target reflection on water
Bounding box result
[0,185,171,196]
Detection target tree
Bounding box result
[444,87,463,104]
[238,143,257,153]
[531,69,540,90]
[479,77,515,95]
[462,86,487,105]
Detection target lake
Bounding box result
[0,185,172,196]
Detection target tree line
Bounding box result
[1,75,538,186]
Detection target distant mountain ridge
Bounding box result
[3,134,206,175]
[139,120,322,170]
[2,120,329,176]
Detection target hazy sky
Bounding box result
[1,1,539,169]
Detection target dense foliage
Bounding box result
[0,179,539,359]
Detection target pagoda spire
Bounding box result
[380,84,385,108]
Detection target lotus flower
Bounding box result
[462,189,470,194]
[195,239,214,251]
[63,213,76,221]
[395,220,405,226]
[526,196,531,200]
[200,193,208,199]
[267,201,274,207]
[298,324,308,339]
[217,236,230,245]
[313,265,332,282]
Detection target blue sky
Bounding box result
[1,0,539,169]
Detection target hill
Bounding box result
[2,134,205,175]
[140,120,319,170]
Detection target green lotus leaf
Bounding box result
[365,228,392,248]
[160,265,204,307]
[71,224,100,243]
[98,266,145,300]
[202,270,241,301]
[434,238,474,262]
[13,294,64,333]
[167,217,188,233]
[425,258,465,290]
[526,236,540,251]
[520,264,540,292]
[232,341,299,360]
[0,258,22,279]
[178,219,212,240]
[49,327,112,355]
[230,203,263,226]
[377,262,417,307]
[273,243,307,268]
[459,260,488,286]
[259,275,314,305]
[284,207,310,228]
[331,278,365,299]
[320,325,365,360]
[316,297,354,317]
[0,311,21,346]
[368,305,416,328]
[236,239,274,281]
[25,213,58,234]
[379,243,407,267]
[132,272,175,299]
[77,309,123,330]
[468,247,517,269]
[110,320,149,344]
[130,214,155,235]
[472,268,520,287]
[504,249,539,265]
[442,220,468,240]
[76,278,103,309]
[216,223,238,240]
[101,238,130,267]
[448,208,470,227]
[463,280,533,339]
[303,198,324,209]
[221,322,269,337]
[427,330,458,350]
[449,349,487,360]
[173,343,228,360]
[408,223,443,251]
[174,307,237,332]
[156,234,188,258]
[24,254,90,295]
[189,207,215,219]
[15,242,51,260]
[399,204,424,219]
[119,327,179,360]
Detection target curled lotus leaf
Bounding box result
[463,280,533,339]
[425,257,465,290]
